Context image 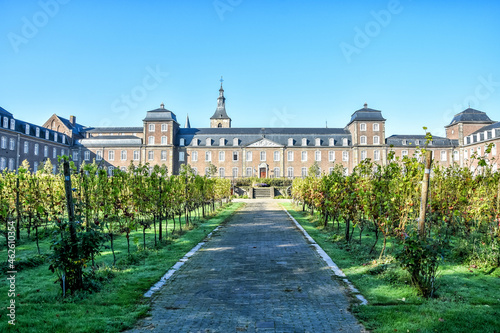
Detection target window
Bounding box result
[96,150,102,160]
[148,151,154,160]
[477,147,481,156]
[301,151,307,161]
[61,149,65,157]
[493,144,497,156]
[287,151,293,161]
[246,151,252,161]
[205,167,210,176]
[429,140,433,146]
[192,167,197,175]
[45,130,49,140]
[108,166,114,176]
[342,151,348,161]
[192,151,198,162]
[84,151,90,161]
[108,150,115,161]
[35,127,40,137]
[274,151,280,161]
[219,138,225,146]
[287,167,294,178]
[441,150,447,161]
[2,117,7,128]
[219,151,225,161]
[9,138,15,151]
[329,138,334,146]
[232,151,238,161]
[24,141,29,154]
[192,139,198,146]
[62,136,65,144]
[402,139,407,145]
[148,136,154,145]
[179,152,185,161]
[315,151,321,161]
[162,136,168,145]
[25,124,30,135]
[453,150,459,161]
[415,139,420,145]
[34,144,39,155]
[246,167,252,177]
[233,138,238,146]
[464,150,468,160]
[328,151,335,161]
[288,138,294,146]
[161,124,167,131]
[274,167,280,177]
[374,150,380,161]
[360,123,366,131]
[205,151,212,162]
[72,152,78,161]
[342,138,348,146]
[10,119,15,130]
[302,138,307,146]
[149,124,155,132]
[0,157,5,170]
[301,167,307,177]
[360,136,367,144]
[360,150,367,160]
[1,136,6,149]
[373,136,380,145]
[315,138,321,146]
[133,150,140,161]
[402,150,408,157]
[373,123,379,131]
[161,150,167,160]
[232,167,238,178]
[9,158,15,171]
[219,167,225,178]
[33,161,38,172]
[260,151,266,161]
[120,150,127,160]
[206,138,211,146]
[54,133,58,142]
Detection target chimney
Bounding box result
[70,115,76,125]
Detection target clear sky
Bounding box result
[1,0,499,138]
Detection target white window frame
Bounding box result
[342,151,348,161]
[108,150,114,161]
[133,150,140,161]
[233,151,239,161]
[232,167,238,178]
[219,151,225,161]
[374,150,380,161]
[328,151,335,162]
[2,117,7,128]
[360,136,367,145]
[260,151,266,161]
[23,141,29,154]
[402,150,408,157]
[329,138,334,146]
[36,127,40,137]
[233,138,238,146]
[149,124,155,132]
[246,151,252,162]
[288,138,293,146]
[301,151,307,162]
[9,138,15,151]
[274,167,280,178]
[287,167,294,178]
[342,138,348,146]
[360,123,366,131]
[25,124,30,135]
[301,167,307,177]
[54,132,58,142]
[205,151,212,162]
[96,150,102,161]
[219,167,225,178]
[10,119,15,130]
[84,151,90,161]
[34,143,39,155]
[72,151,78,161]
[315,138,321,146]
[274,151,280,161]
[246,167,252,177]
[206,138,211,146]
[441,150,447,161]
[121,150,127,161]
[192,139,198,146]
[315,150,321,161]
[287,151,293,161]
[360,150,367,160]
[373,136,380,145]
[219,138,225,146]
[148,136,154,145]
[373,123,379,131]
[161,123,168,132]
[302,138,307,146]
[45,130,49,140]
[0,136,6,149]
[162,136,168,145]
[192,151,198,162]
[148,151,154,161]
[179,151,185,161]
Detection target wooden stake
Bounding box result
[419,150,433,239]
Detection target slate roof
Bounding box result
[57,116,86,136]
[143,104,178,122]
[0,106,13,117]
[470,121,500,135]
[177,127,351,147]
[447,108,494,126]
[87,127,143,133]
[77,135,142,147]
[387,135,458,147]
[347,105,386,126]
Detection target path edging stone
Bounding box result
[283,207,369,305]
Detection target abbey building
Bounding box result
[1,83,499,176]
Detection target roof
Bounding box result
[143,104,178,122]
[470,121,500,135]
[87,127,143,133]
[0,106,13,117]
[447,108,494,126]
[210,85,230,119]
[77,135,142,147]
[57,116,86,136]
[347,104,386,126]
[177,127,351,147]
[387,135,458,147]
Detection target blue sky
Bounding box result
[1,0,499,138]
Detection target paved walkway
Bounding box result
[128,200,366,333]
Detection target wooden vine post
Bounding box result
[418,150,433,239]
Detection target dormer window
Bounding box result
[342,138,348,146]
[206,138,211,146]
[288,138,293,146]
[315,138,321,146]
[415,139,420,145]
[360,123,366,131]
[233,138,238,146]
[54,133,58,142]
[25,124,30,135]
[2,117,7,128]
[180,138,185,146]
[429,140,433,145]
[62,135,66,144]
[402,139,407,145]
[373,123,379,131]
[192,139,198,146]
[302,138,307,146]
[10,119,15,130]
[36,127,40,137]
[329,138,334,146]
[45,130,49,140]
[219,138,225,146]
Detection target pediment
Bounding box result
[247,138,283,147]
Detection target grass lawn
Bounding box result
[281,202,500,333]
[0,202,243,333]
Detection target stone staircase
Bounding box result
[253,187,273,199]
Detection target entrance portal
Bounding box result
[259,167,267,178]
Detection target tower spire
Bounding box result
[210,77,231,128]
[185,114,191,128]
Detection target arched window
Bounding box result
[218,123,222,128]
